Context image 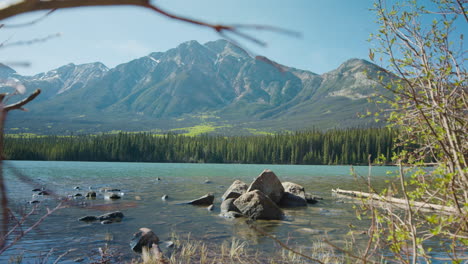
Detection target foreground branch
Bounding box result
[3,89,41,112]
[332,188,459,214]
[0,1,297,47]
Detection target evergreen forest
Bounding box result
[5,128,398,165]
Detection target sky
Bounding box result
[0,0,378,76]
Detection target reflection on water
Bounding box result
[2,161,393,263]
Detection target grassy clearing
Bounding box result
[170,124,230,136]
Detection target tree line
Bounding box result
[4,128,398,165]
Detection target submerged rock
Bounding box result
[220,211,243,218]
[130,227,160,253]
[247,170,284,204]
[234,190,284,220]
[221,180,248,201]
[161,194,168,201]
[188,193,214,205]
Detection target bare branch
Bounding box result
[0,9,56,28]
[3,89,41,112]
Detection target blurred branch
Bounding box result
[3,88,41,112]
[0,33,60,49]
[0,9,56,28]
[0,0,297,47]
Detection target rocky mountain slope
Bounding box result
[2,40,390,135]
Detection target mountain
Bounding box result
[5,40,391,135]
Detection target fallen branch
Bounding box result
[331,188,459,214]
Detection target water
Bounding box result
[1,161,393,263]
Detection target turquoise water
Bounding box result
[2,161,394,263]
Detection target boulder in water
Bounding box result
[247,170,284,203]
[233,190,284,220]
[221,180,248,201]
[279,182,307,207]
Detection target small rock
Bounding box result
[29,200,40,204]
[85,191,97,198]
[101,220,113,225]
[161,194,168,200]
[104,193,121,200]
[188,193,214,205]
[32,188,43,192]
[37,190,50,196]
[156,177,161,181]
[130,227,160,253]
[78,216,98,222]
[98,211,124,222]
[204,179,212,184]
[74,193,83,197]
[207,204,214,211]
[74,186,81,190]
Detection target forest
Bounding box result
[4,128,398,165]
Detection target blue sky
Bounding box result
[1,0,377,76]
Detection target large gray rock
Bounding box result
[279,182,307,207]
[130,227,160,253]
[233,190,284,220]
[221,180,248,201]
[247,170,284,203]
[188,193,214,205]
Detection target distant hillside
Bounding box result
[3,40,392,135]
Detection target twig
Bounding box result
[0,9,56,28]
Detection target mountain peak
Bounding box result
[0,63,16,78]
[204,39,249,58]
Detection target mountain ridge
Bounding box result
[3,39,390,135]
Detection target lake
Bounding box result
[2,161,393,263]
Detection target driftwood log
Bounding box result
[332,188,458,214]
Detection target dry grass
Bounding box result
[134,233,346,264]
